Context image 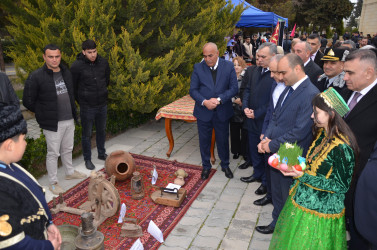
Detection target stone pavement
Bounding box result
[34,119,273,249]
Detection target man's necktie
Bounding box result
[281,87,294,106]
[345,92,362,117]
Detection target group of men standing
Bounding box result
[23,40,110,195]
[190,38,377,248]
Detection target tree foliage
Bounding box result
[247,0,296,29]
[5,0,243,113]
[294,0,353,32]
[347,0,363,29]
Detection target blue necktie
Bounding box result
[281,87,294,106]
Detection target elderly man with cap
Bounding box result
[315,47,350,92]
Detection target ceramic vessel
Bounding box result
[105,150,135,181]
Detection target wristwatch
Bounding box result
[217,97,222,104]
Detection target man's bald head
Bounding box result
[203,42,219,67]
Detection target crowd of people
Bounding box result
[1,29,377,249]
[190,31,377,249]
[0,40,111,248]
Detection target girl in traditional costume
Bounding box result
[269,87,358,250]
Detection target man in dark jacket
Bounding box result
[0,72,19,106]
[23,44,86,195]
[70,40,110,170]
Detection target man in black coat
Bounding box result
[240,42,276,196]
[342,49,377,250]
[307,33,324,68]
[355,141,377,249]
[71,40,110,170]
[293,41,323,87]
[23,44,85,195]
[0,72,19,106]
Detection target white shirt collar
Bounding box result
[347,78,377,105]
[291,75,308,90]
[304,58,311,67]
[212,58,219,70]
[359,78,377,96]
[311,50,318,61]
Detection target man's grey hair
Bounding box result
[270,54,284,63]
[295,41,311,53]
[342,40,356,49]
[345,49,377,71]
[203,42,218,51]
[259,42,277,55]
[360,45,376,50]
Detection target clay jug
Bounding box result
[105,150,135,181]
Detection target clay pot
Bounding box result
[105,150,135,181]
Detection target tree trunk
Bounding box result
[0,41,5,72]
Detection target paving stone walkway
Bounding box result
[32,119,273,249]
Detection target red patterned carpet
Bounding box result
[49,154,216,249]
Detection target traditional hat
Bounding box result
[0,103,27,143]
[321,48,350,62]
[319,87,350,117]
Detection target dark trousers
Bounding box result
[248,131,266,185]
[270,167,293,227]
[347,216,370,250]
[80,105,107,161]
[264,153,272,199]
[197,115,230,170]
[230,121,248,158]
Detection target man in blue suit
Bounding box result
[190,42,238,180]
[256,53,319,234]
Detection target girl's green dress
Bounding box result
[269,129,355,250]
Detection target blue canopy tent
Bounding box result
[230,0,288,28]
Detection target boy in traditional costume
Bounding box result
[0,103,61,249]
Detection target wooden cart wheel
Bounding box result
[88,179,120,217]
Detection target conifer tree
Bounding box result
[6,0,242,113]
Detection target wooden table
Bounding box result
[155,95,216,164]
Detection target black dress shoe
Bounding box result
[255,184,267,195]
[201,169,210,180]
[223,168,233,179]
[254,195,272,206]
[85,160,95,170]
[233,153,240,159]
[255,225,274,234]
[240,175,261,183]
[238,161,252,169]
[98,153,108,161]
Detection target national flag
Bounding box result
[290,23,297,37]
[270,21,280,45]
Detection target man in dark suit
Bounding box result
[354,141,377,249]
[255,53,319,234]
[190,42,238,180]
[240,43,276,196]
[307,33,324,68]
[293,41,323,87]
[342,49,377,250]
[254,54,286,207]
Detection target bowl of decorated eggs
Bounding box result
[268,142,306,172]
